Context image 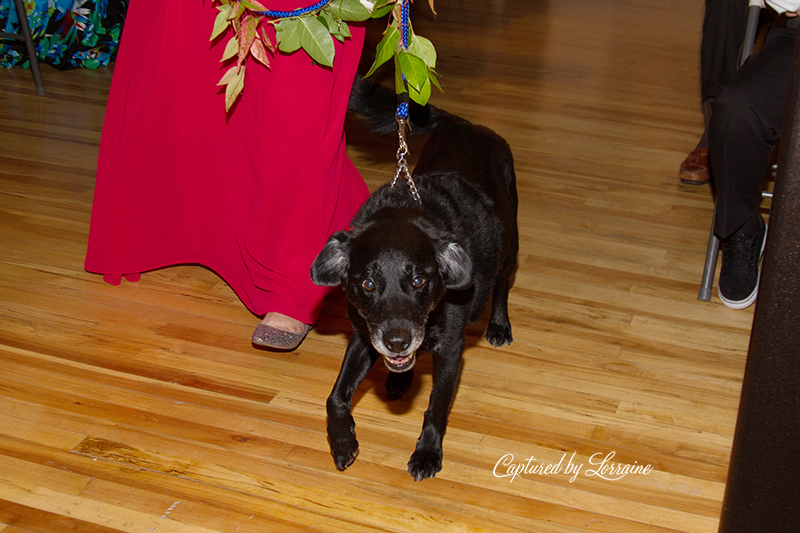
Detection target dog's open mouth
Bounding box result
[383,352,416,373]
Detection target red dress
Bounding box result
[85,0,369,324]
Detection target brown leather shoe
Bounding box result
[680,147,710,185]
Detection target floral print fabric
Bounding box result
[0,0,127,70]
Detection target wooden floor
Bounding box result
[0,1,758,532]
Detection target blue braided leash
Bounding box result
[396,101,409,119]
[396,0,411,119]
[401,0,410,49]
[261,0,334,18]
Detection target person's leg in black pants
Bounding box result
[702,0,749,105]
[709,26,797,308]
[681,0,749,185]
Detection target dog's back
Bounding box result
[348,74,515,210]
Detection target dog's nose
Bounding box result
[384,329,411,354]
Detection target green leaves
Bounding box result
[318,9,351,42]
[371,1,395,19]
[217,64,246,111]
[222,34,239,62]
[397,51,428,91]
[365,25,398,77]
[276,16,336,66]
[210,0,440,111]
[211,3,234,42]
[409,34,436,70]
[274,0,371,64]
[327,0,373,22]
[365,20,440,106]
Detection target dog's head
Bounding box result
[311,219,473,372]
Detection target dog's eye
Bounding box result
[361,279,375,292]
[412,276,426,289]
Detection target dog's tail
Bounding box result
[348,74,458,136]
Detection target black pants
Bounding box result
[702,0,749,102]
[710,26,797,239]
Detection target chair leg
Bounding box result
[12,0,46,95]
[699,202,721,301]
[737,3,763,68]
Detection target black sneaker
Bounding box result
[718,216,767,310]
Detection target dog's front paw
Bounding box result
[485,322,513,347]
[328,418,359,471]
[407,446,443,481]
[385,370,414,400]
[332,439,359,470]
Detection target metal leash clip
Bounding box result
[391,112,421,204]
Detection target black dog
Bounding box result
[310,77,518,481]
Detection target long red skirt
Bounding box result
[85,0,369,324]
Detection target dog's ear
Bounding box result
[436,240,473,290]
[311,231,351,286]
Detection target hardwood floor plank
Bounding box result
[79,478,309,533]
[0,499,124,533]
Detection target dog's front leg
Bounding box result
[327,332,379,471]
[407,336,464,481]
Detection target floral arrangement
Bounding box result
[210,0,439,111]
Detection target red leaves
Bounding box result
[236,12,260,70]
[214,1,275,111]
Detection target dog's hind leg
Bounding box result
[327,332,380,471]
[486,235,518,347]
[485,276,513,347]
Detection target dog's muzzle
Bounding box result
[371,323,422,373]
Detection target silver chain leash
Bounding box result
[391,116,421,204]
